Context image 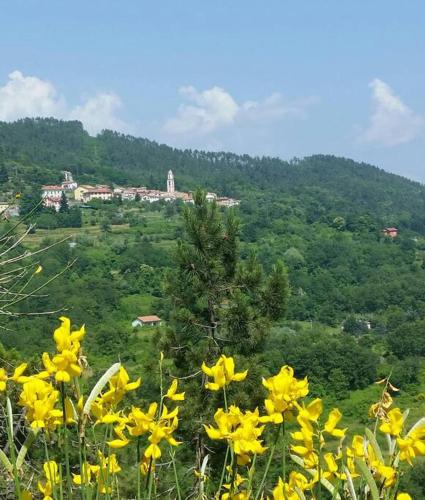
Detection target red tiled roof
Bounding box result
[137,315,162,322]
[42,185,63,190]
[86,188,112,194]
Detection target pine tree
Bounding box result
[162,190,289,463]
[164,191,289,368]
[59,191,69,213]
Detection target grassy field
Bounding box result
[22,208,182,248]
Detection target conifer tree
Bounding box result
[59,191,69,213]
[162,190,289,462]
[164,190,289,368]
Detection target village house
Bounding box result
[382,227,398,238]
[41,185,64,211]
[74,185,94,201]
[51,170,238,209]
[61,171,78,191]
[138,190,162,203]
[206,192,217,202]
[43,197,61,212]
[41,185,64,199]
[132,315,162,327]
[216,196,240,207]
[82,187,113,202]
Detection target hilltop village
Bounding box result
[41,170,240,211]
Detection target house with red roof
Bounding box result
[132,315,162,328]
[382,227,398,238]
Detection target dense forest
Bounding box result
[1,118,425,496]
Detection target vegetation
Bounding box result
[1,319,424,499]
[0,118,425,495]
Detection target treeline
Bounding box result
[0,118,424,232]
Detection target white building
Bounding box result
[132,315,162,328]
[44,197,61,212]
[61,171,78,190]
[206,192,217,202]
[216,197,240,207]
[41,185,64,199]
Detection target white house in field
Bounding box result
[132,315,162,328]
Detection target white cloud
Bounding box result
[164,86,239,135]
[164,85,312,138]
[0,70,65,120]
[69,92,128,135]
[362,78,424,146]
[0,70,129,135]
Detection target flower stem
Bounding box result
[60,382,72,498]
[317,430,323,500]
[217,445,230,497]
[246,454,257,495]
[281,421,287,495]
[170,448,182,500]
[147,459,155,500]
[254,424,281,500]
[5,397,21,499]
[137,437,141,500]
[43,433,58,500]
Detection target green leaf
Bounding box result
[6,397,14,437]
[294,486,307,499]
[0,449,13,474]
[16,428,39,470]
[343,466,358,500]
[354,457,379,500]
[365,428,384,463]
[83,362,121,417]
[407,416,425,437]
[289,454,341,499]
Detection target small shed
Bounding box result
[132,315,162,328]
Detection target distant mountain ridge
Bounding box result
[1,117,424,232]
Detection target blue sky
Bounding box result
[1,1,424,181]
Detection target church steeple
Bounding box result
[167,170,175,193]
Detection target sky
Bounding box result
[1,1,424,182]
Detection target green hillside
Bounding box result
[1,117,425,231]
[2,118,425,495]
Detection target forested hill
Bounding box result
[1,117,425,231]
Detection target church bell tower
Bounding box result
[167,170,175,193]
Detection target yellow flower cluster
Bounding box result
[262,365,309,423]
[37,461,60,500]
[107,401,182,462]
[205,405,267,465]
[18,378,63,430]
[202,354,248,391]
[1,317,424,500]
[0,362,28,391]
[72,452,121,494]
[40,316,85,383]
